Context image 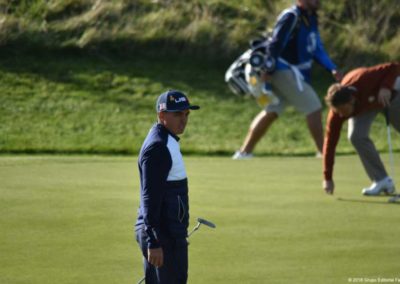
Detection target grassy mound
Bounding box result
[1,49,399,155]
[0,1,399,155]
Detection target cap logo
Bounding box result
[159,103,167,111]
[175,97,187,103]
[169,96,175,102]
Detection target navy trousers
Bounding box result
[136,227,188,284]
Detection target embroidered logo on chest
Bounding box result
[307,32,317,53]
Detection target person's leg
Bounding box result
[306,109,323,154]
[272,71,323,155]
[172,239,188,284]
[136,229,183,284]
[239,110,278,154]
[347,111,388,181]
[233,67,284,158]
[153,238,188,284]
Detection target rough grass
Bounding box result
[1,0,399,63]
[1,155,399,283]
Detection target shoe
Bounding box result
[232,151,253,160]
[388,195,400,203]
[315,152,323,159]
[362,177,396,196]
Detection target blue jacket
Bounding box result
[267,5,336,83]
[135,124,189,249]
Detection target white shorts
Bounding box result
[245,65,321,115]
[267,70,321,115]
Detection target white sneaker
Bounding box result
[362,177,396,196]
[232,151,253,160]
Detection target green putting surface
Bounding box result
[1,155,399,284]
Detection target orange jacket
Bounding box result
[323,62,400,180]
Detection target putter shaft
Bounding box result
[187,222,201,237]
[387,126,395,179]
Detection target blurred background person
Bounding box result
[323,63,400,195]
[233,0,342,160]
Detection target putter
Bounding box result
[384,109,399,203]
[137,217,216,284]
[188,217,216,237]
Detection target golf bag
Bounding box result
[224,49,253,96]
[225,8,301,98]
[224,35,283,110]
[224,36,268,97]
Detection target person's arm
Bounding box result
[140,143,172,249]
[323,110,345,194]
[313,31,342,81]
[377,88,392,107]
[378,63,400,106]
[140,143,172,268]
[380,63,400,90]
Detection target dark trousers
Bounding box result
[136,227,188,284]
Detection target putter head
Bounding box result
[197,218,216,229]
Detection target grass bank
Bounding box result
[1,1,399,156]
[1,49,399,156]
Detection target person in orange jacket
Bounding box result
[323,63,400,195]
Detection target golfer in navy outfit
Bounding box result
[135,90,200,284]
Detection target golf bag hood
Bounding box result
[225,35,269,97]
[224,49,252,96]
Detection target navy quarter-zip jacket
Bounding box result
[135,123,189,249]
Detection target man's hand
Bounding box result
[378,88,392,107]
[332,70,343,82]
[323,180,335,195]
[148,247,163,268]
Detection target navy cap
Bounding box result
[156,90,200,112]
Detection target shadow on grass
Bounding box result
[0,41,235,101]
[336,197,400,205]
[3,148,399,157]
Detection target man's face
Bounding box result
[300,0,320,11]
[331,101,354,118]
[159,110,190,135]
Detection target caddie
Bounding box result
[135,90,200,284]
[323,62,400,195]
[233,0,342,160]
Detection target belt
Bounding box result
[278,58,306,92]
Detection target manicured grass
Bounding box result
[1,155,399,284]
